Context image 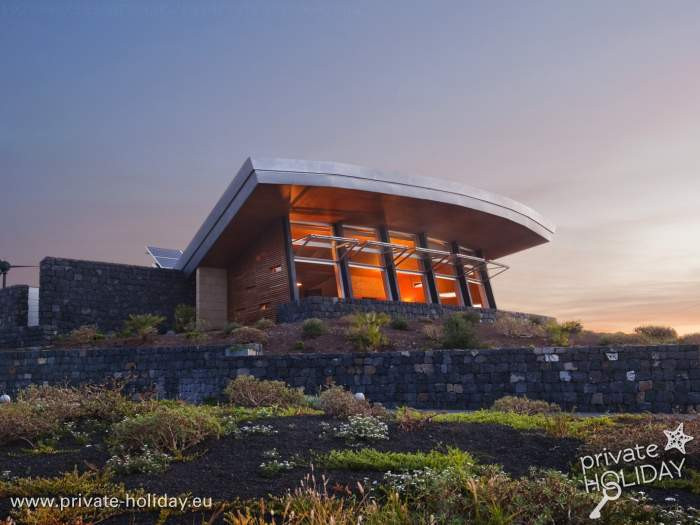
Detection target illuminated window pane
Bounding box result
[396,271,426,303]
[426,237,455,275]
[290,222,335,260]
[389,231,423,272]
[295,261,342,298]
[466,271,489,308]
[348,265,388,300]
[343,225,383,266]
[435,275,461,306]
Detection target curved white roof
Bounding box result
[177,157,555,275]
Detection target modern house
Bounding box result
[0,157,554,343]
[161,158,554,327]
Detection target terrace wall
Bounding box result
[0,285,29,329]
[39,257,195,333]
[277,296,554,324]
[1,344,699,413]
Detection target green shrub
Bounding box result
[106,445,171,474]
[224,321,242,335]
[230,326,268,344]
[598,331,650,346]
[302,318,327,338]
[348,312,390,351]
[224,376,306,408]
[321,447,474,472]
[254,318,275,330]
[441,313,479,348]
[185,328,208,343]
[292,340,305,351]
[559,320,583,335]
[634,325,678,343]
[395,406,435,432]
[174,304,196,333]
[492,316,544,338]
[491,395,561,415]
[109,402,221,457]
[122,313,165,341]
[390,316,409,330]
[319,385,386,419]
[65,325,105,345]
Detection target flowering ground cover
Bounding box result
[2,383,700,524]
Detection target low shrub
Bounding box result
[0,401,62,447]
[254,318,275,330]
[491,396,561,415]
[174,303,196,333]
[441,313,480,348]
[634,325,678,343]
[230,326,268,344]
[224,321,242,335]
[333,415,389,442]
[293,340,305,351]
[395,406,434,432]
[390,316,409,330]
[224,376,306,408]
[302,318,327,338]
[65,324,105,345]
[109,402,221,457]
[321,447,474,472]
[348,312,390,351]
[122,313,165,341]
[106,445,171,474]
[681,333,700,344]
[598,331,649,346]
[544,320,582,346]
[185,328,208,343]
[318,385,386,419]
[421,324,442,342]
[492,316,544,338]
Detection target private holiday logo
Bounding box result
[580,422,693,519]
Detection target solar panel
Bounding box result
[146,246,183,269]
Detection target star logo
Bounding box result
[664,422,694,454]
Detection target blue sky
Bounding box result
[2,0,699,333]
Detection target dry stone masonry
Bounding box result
[0,344,698,413]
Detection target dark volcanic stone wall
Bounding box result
[278,296,553,324]
[39,257,195,333]
[1,344,698,413]
[0,285,28,329]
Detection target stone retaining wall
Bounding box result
[0,285,28,329]
[1,344,698,413]
[277,296,554,324]
[39,257,195,333]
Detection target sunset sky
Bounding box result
[2,1,699,334]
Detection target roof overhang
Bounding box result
[176,158,555,276]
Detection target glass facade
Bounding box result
[389,231,427,303]
[342,225,389,301]
[288,216,493,308]
[290,221,343,298]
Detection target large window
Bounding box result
[458,245,490,308]
[290,221,343,298]
[389,231,427,303]
[343,225,389,301]
[427,237,462,306]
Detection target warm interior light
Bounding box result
[296,282,303,287]
[439,292,457,298]
[413,282,423,288]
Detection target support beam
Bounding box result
[378,226,398,301]
[333,223,353,299]
[282,217,299,302]
[417,233,439,304]
[476,249,497,309]
[451,241,472,307]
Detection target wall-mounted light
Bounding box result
[412,282,423,288]
[439,292,456,298]
[296,282,303,287]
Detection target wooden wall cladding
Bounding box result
[227,220,291,323]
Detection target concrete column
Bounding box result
[196,267,228,329]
